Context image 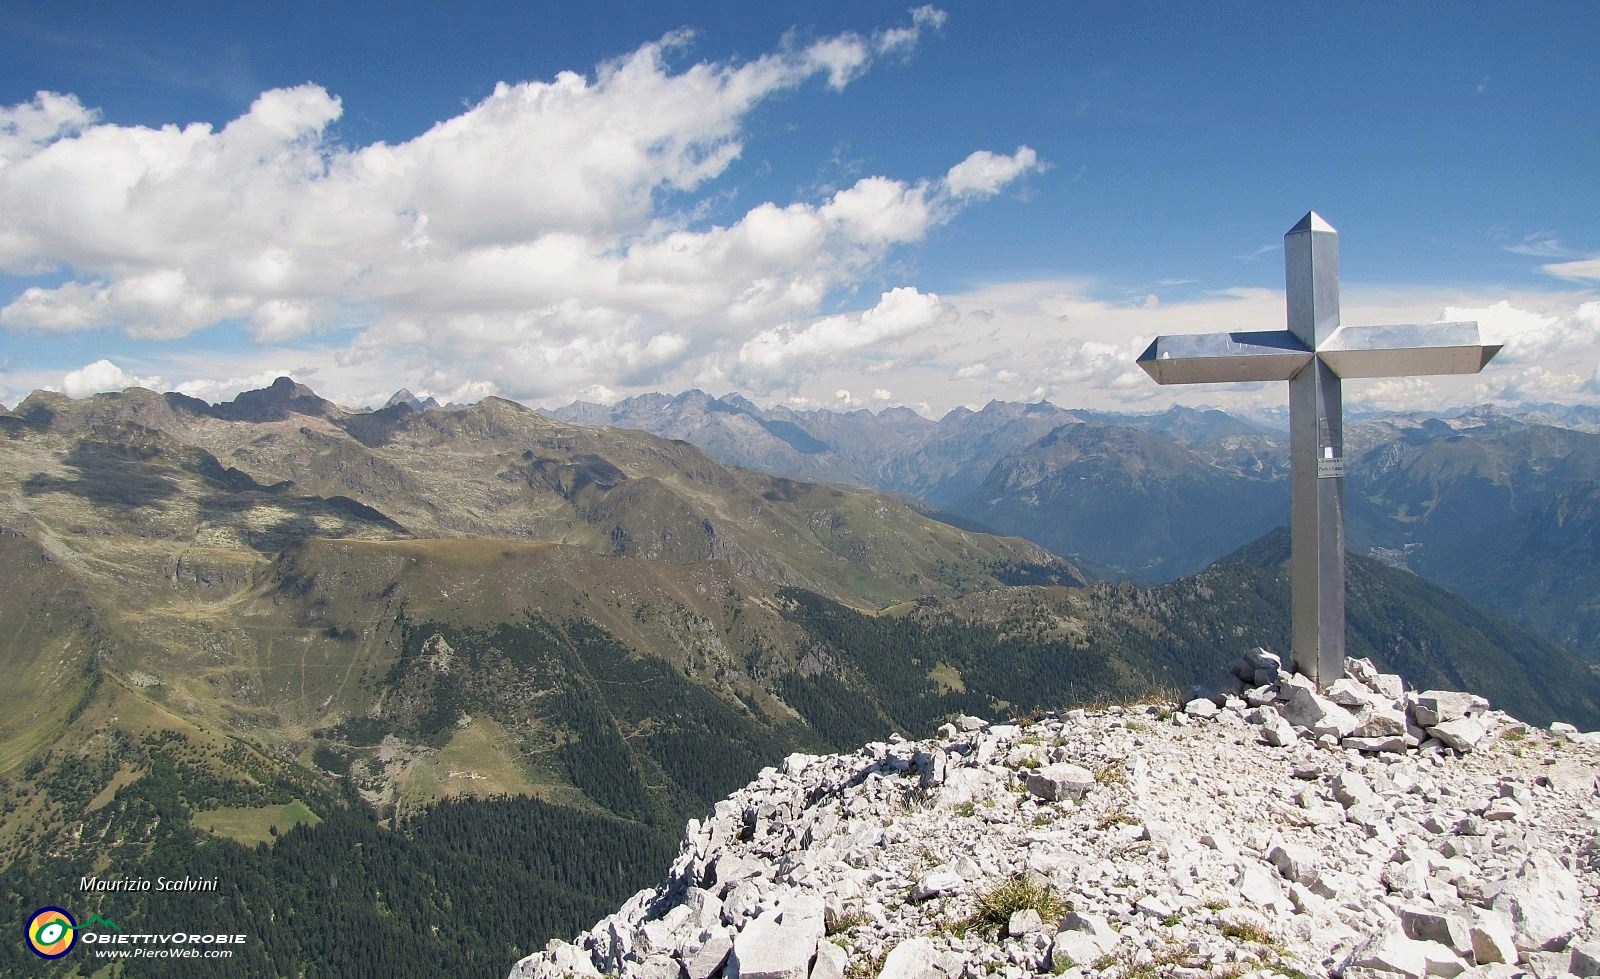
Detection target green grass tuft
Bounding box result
[1221,920,1275,945]
[965,875,1071,934]
[826,909,870,936]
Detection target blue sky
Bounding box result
[2,1,1596,415]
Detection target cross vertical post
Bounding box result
[1289,357,1345,687]
[1285,215,1346,689]
[1136,212,1502,690]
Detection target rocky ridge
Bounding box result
[510,652,1600,979]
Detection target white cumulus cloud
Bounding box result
[944,146,1042,198]
[737,287,950,378]
[0,8,1053,405]
[0,91,96,165]
[1442,300,1598,366]
[875,5,949,56]
[60,359,164,398]
[173,368,300,403]
[1346,377,1441,410]
[1541,256,1600,281]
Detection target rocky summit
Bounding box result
[510,653,1600,979]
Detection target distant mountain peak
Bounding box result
[266,376,317,398]
[718,393,761,414]
[384,389,441,412]
[211,376,333,422]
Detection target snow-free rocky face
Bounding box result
[511,653,1600,979]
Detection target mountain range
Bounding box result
[2,378,1597,976]
[548,391,1600,661]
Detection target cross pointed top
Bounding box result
[1289,211,1336,235]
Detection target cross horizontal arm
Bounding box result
[1317,322,1501,379]
[1137,330,1313,385]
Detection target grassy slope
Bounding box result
[0,530,101,774]
[10,388,1075,605]
[0,385,1072,835]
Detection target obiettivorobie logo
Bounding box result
[25,906,244,961]
[25,907,119,959]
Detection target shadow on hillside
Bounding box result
[22,441,180,508]
[199,494,406,555]
[337,404,413,448]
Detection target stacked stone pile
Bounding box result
[510,654,1600,979]
[1201,648,1600,757]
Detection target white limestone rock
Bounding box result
[1431,717,1489,753]
[1276,673,1361,738]
[1333,770,1375,809]
[877,937,940,979]
[506,665,1600,979]
[1238,863,1290,911]
[1493,851,1585,954]
[779,753,816,776]
[1414,691,1487,728]
[912,749,947,788]
[1024,763,1095,802]
[1346,734,1408,754]
[1352,700,1411,739]
[1261,712,1299,746]
[913,867,963,900]
[1343,922,1467,979]
[938,767,998,809]
[510,942,602,979]
[1235,646,1282,687]
[727,903,823,979]
[1058,911,1118,946]
[1326,677,1371,707]
[807,941,846,979]
[1268,841,1320,883]
[1348,657,1407,700]
[1007,909,1044,937]
[1245,684,1280,707]
[1469,910,1519,967]
[1397,905,1474,956]
[1568,941,1600,977]
[723,880,770,924]
[1050,930,1110,972]
[632,955,680,979]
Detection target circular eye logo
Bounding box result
[26,907,77,959]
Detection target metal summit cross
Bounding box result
[1136,212,1501,690]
